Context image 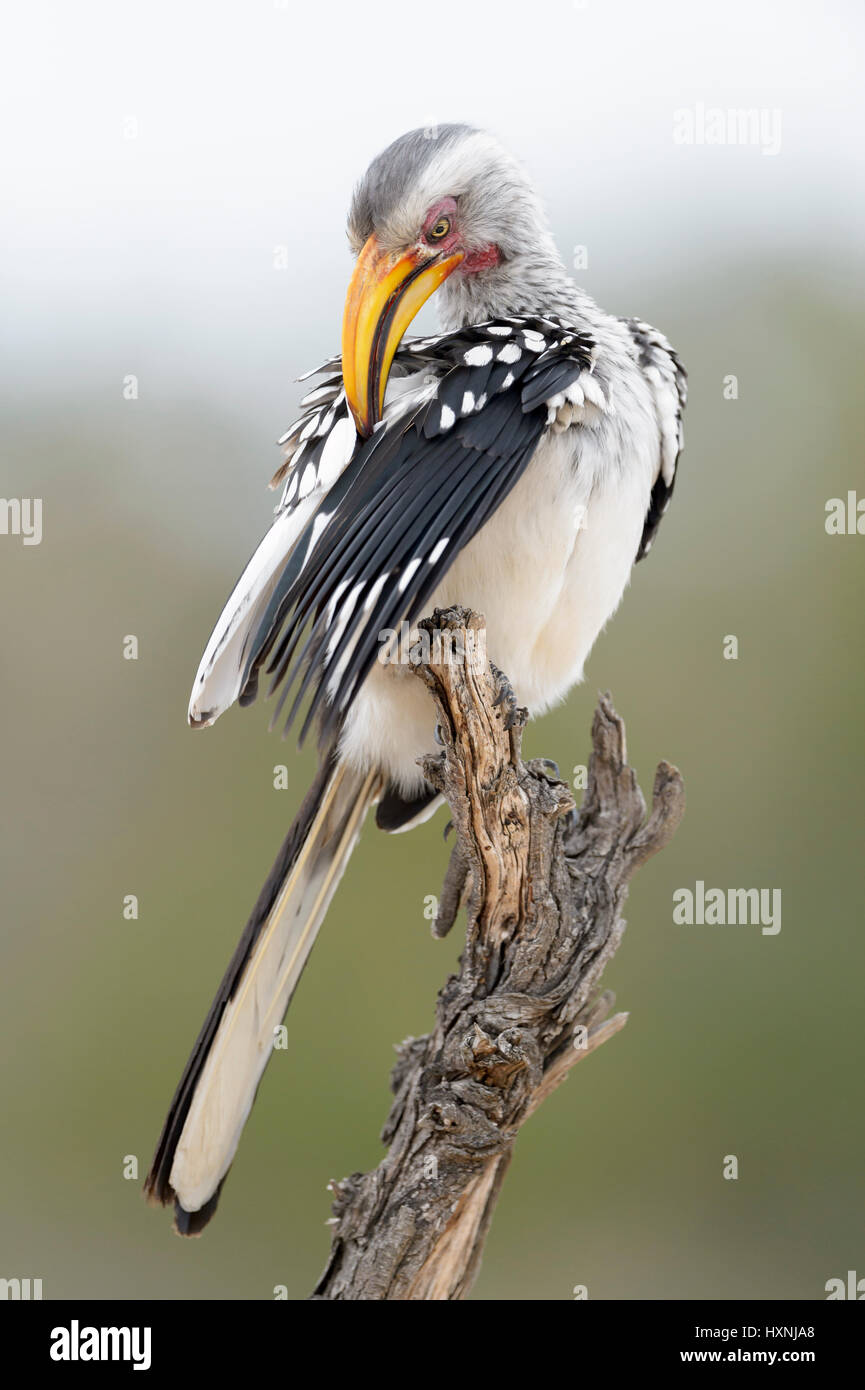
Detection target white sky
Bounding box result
[2,0,863,388]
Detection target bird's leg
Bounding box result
[489,662,525,732]
[432,840,469,939]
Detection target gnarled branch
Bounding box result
[312,606,685,1300]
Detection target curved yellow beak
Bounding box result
[341,235,464,437]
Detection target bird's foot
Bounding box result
[561,805,579,837]
[489,663,526,732]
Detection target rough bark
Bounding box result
[312,606,685,1301]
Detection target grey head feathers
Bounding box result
[347,123,475,251]
[346,125,580,329]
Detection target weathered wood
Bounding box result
[312,606,685,1300]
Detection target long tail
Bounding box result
[144,758,380,1235]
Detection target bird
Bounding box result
[144,123,687,1235]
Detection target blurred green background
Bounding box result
[1,0,863,1299]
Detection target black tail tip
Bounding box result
[173,1187,223,1238]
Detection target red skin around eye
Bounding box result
[421,197,500,272]
[462,243,501,272]
[421,196,460,250]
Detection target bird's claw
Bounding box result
[536,758,561,779]
[490,663,524,731]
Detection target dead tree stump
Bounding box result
[313,606,685,1300]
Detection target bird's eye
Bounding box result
[427,216,451,243]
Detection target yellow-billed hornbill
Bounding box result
[145,124,687,1234]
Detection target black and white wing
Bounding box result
[188,336,468,726]
[188,363,361,727]
[236,318,596,746]
[624,318,688,561]
[270,359,352,502]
